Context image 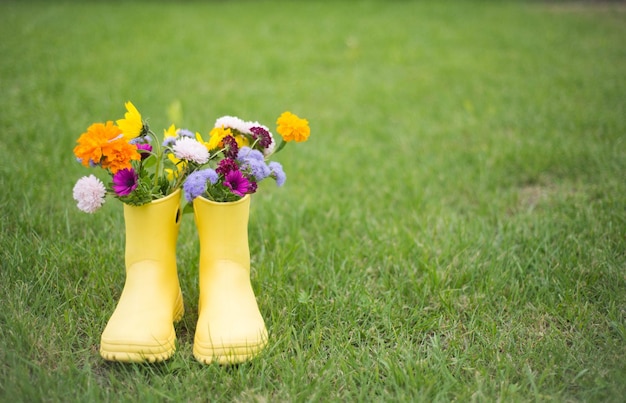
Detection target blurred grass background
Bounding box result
[0,0,624,401]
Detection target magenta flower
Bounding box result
[247,180,258,194]
[136,143,153,160]
[223,169,250,197]
[112,168,138,196]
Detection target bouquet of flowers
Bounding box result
[72,102,310,213]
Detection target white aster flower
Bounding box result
[263,137,276,156]
[73,175,107,213]
[214,115,250,134]
[247,121,269,132]
[172,137,210,164]
[247,121,270,136]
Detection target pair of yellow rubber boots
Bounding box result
[99,190,267,364]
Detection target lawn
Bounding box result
[0,0,624,401]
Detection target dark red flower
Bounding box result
[222,135,239,159]
[250,126,272,148]
[216,157,239,176]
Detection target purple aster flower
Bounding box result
[250,126,273,148]
[269,161,286,187]
[112,168,138,196]
[183,169,218,202]
[216,158,239,176]
[136,143,153,160]
[223,169,250,197]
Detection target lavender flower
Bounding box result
[162,136,177,147]
[73,175,107,213]
[238,147,270,181]
[237,147,264,162]
[129,135,152,145]
[269,161,286,187]
[245,159,271,181]
[176,128,194,137]
[112,168,138,196]
[183,169,218,202]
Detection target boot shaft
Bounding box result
[193,195,250,269]
[123,190,182,268]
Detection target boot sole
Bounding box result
[193,337,268,365]
[99,291,184,363]
[100,333,177,363]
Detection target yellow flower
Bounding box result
[234,134,250,148]
[164,124,177,140]
[116,101,144,140]
[206,126,232,150]
[165,153,185,181]
[276,111,310,142]
[195,131,210,150]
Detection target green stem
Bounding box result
[149,129,162,189]
[274,138,287,154]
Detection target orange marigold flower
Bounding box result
[73,121,140,173]
[74,121,122,167]
[276,111,310,143]
[101,138,141,173]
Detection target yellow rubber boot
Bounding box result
[193,195,268,364]
[100,189,184,363]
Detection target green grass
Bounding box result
[1,0,625,401]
